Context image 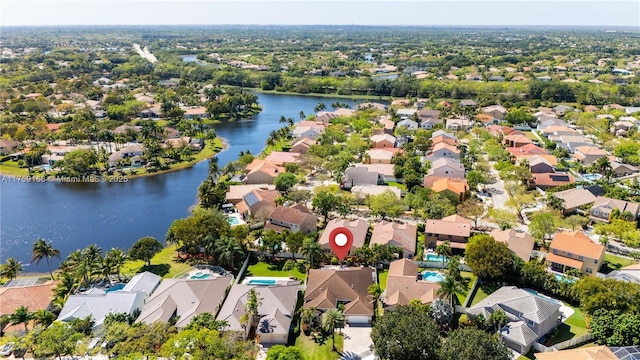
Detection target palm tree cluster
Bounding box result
[53,244,127,307]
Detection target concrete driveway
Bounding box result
[340,325,373,360]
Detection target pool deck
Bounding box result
[241,276,300,286]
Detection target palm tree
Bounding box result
[0,315,10,337]
[10,306,32,333]
[104,248,127,281]
[436,275,466,309]
[435,241,452,268]
[244,288,262,339]
[322,308,345,351]
[299,110,305,121]
[367,284,383,312]
[301,239,324,270]
[216,237,246,270]
[300,307,318,334]
[31,239,61,280]
[0,258,22,280]
[314,102,326,113]
[32,309,56,327]
[489,310,508,333]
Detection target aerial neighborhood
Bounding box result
[1,25,640,360]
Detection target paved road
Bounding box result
[485,161,509,210]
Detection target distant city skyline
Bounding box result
[1,1,639,27]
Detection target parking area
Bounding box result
[340,325,373,359]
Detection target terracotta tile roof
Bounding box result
[575,146,607,156]
[431,142,460,154]
[0,281,57,315]
[549,231,604,260]
[531,173,574,187]
[591,196,640,216]
[267,205,315,226]
[504,133,534,145]
[430,177,469,195]
[319,218,369,249]
[304,267,374,315]
[388,258,418,277]
[370,221,417,254]
[546,252,584,269]
[225,184,275,203]
[265,151,300,165]
[490,229,535,261]
[425,214,472,237]
[516,154,558,167]
[431,135,457,146]
[245,159,285,178]
[535,345,618,360]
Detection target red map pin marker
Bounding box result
[329,227,353,261]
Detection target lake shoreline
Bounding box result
[0,137,229,181]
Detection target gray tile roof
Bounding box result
[500,320,539,346]
[467,286,560,326]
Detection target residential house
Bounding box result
[351,185,402,199]
[446,118,472,131]
[236,188,280,221]
[541,125,576,138]
[303,267,375,324]
[216,283,299,344]
[427,142,460,160]
[535,346,619,360]
[611,161,639,177]
[431,135,458,147]
[476,113,498,125]
[357,102,388,111]
[343,166,384,189]
[383,259,440,309]
[551,188,597,214]
[507,144,548,158]
[391,99,411,107]
[370,221,417,259]
[183,107,208,119]
[547,231,605,276]
[467,286,561,354]
[503,133,534,148]
[426,158,465,178]
[189,138,205,151]
[612,121,635,137]
[265,151,300,166]
[370,134,396,148]
[528,156,555,174]
[290,138,316,154]
[431,130,456,140]
[264,204,318,234]
[108,144,144,167]
[490,229,535,261]
[573,146,608,165]
[0,280,58,333]
[429,177,469,202]
[58,272,160,328]
[396,109,417,120]
[319,218,369,255]
[333,108,355,117]
[459,99,477,107]
[483,105,508,120]
[420,118,443,129]
[553,105,574,116]
[378,117,396,135]
[292,125,324,140]
[396,119,419,130]
[530,173,574,190]
[365,148,401,164]
[244,159,285,184]
[590,196,640,222]
[549,135,593,153]
[137,275,233,328]
[353,163,397,182]
[419,109,441,121]
[0,139,19,155]
[424,214,472,250]
[113,124,141,135]
[225,184,275,205]
[604,263,640,285]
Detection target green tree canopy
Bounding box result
[465,234,517,282]
[367,190,406,219]
[274,172,298,193]
[439,327,511,360]
[128,236,163,266]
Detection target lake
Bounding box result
[0,93,374,272]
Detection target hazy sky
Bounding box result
[1,0,639,27]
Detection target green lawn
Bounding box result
[244,260,307,281]
[386,182,407,191]
[545,306,588,346]
[456,272,476,306]
[378,269,389,290]
[294,332,344,360]
[469,284,489,306]
[603,253,635,271]
[120,244,191,279]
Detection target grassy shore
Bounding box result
[248,87,390,101]
[0,137,226,179]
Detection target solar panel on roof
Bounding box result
[244,192,259,207]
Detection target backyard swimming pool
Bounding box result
[228,216,240,225]
[105,283,125,293]
[425,254,447,262]
[554,273,577,284]
[246,279,277,285]
[422,271,446,282]
[583,173,603,181]
[190,272,213,280]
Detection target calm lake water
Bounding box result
[0,93,373,272]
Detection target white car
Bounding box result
[0,343,14,357]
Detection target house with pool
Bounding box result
[547,231,604,277]
[424,214,472,251]
[383,259,440,309]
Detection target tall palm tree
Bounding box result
[10,306,32,333]
[0,315,10,337]
[435,241,452,268]
[436,275,466,309]
[322,308,345,351]
[301,239,324,270]
[368,284,383,313]
[216,237,246,270]
[489,310,508,333]
[104,248,127,281]
[0,258,22,280]
[31,239,61,280]
[32,309,56,328]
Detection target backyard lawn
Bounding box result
[545,305,588,346]
[456,272,476,306]
[294,332,344,360]
[603,253,635,272]
[469,284,489,306]
[244,260,307,281]
[378,269,389,290]
[120,244,191,279]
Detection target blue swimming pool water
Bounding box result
[247,279,277,285]
[105,283,125,293]
[41,164,52,171]
[422,271,446,282]
[583,173,602,181]
[554,273,577,284]
[190,273,212,280]
[425,254,447,262]
[228,216,240,225]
